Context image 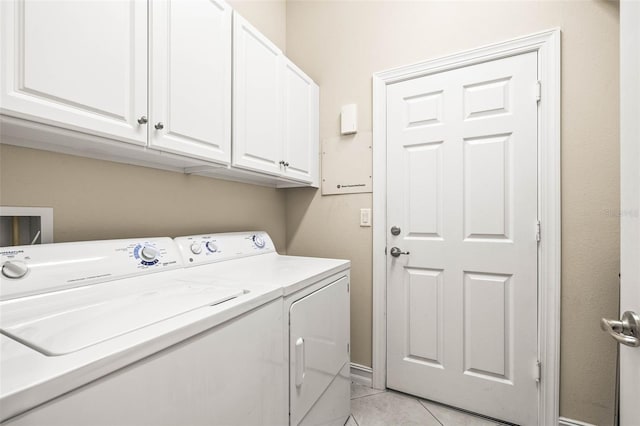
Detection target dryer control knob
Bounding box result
[190,242,202,255]
[2,260,29,279]
[140,245,159,262]
[206,242,218,253]
[253,235,266,249]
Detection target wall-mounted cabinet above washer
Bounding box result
[0,0,319,188]
[282,58,319,184]
[233,13,319,185]
[149,0,232,164]
[233,13,284,177]
[0,0,149,146]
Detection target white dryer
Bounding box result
[174,231,351,426]
[0,237,285,425]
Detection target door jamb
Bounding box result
[371,28,561,426]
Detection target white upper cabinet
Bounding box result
[1,2,319,187]
[0,0,148,145]
[149,0,232,164]
[282,59,318,184]
[232,12,283,176]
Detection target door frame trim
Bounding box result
[371,28,561,426]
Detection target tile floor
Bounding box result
[348,383,507,426]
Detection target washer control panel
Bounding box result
[0,237,183,301]
[174,232,275,266]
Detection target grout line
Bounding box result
[350,390,385,401]
[417,399,444,426]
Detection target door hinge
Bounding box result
[535,360,542,383]
[385,246,387,256]
[536,80,542,102]
[536,220,541,242]
[347,343,350,354]
[347,282,350,293]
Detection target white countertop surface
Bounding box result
[183,252,351,297]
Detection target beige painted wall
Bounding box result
[0,145,287,250]
[229,0,287,51]
[0,1,621,424]
[0,0,288,250]
[285,1,620,425]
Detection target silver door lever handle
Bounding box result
[390,247,410,257]
[601,311,640,347]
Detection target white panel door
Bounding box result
[619,1,640,425]
[386,52,539,425]
[289,277,350,425]
[0,0,147,145]
[282,58,317,183]
[232,12,283,176]
[149,0,231,164]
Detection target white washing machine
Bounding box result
[0,237,285,425]
[174,231,351,426]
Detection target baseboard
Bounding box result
[558,417,596,426]
[350,363,373,387]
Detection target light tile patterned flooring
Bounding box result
[348,383,508,426]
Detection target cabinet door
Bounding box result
[149,0,231,164]
[0,0,147,145]
[232,12,283,176]
[282,59,318,184]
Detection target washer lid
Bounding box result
[0,277,244,356]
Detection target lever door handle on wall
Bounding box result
[295,337,305,386]
[601,311,640,347]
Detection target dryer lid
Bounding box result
[0,277,244,355]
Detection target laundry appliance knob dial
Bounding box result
[140,246,159,262]
[2,260,29,279]
[252,235,266,249]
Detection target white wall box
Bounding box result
[0,206,53,246]
[0,1,319,188]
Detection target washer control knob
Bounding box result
[140,245,159,262]
[190,242,202,255]
[252,234,266,249]
[2,260,29,279]
[206,242,218,253]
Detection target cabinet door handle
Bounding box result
[137,116,148,125]
[154,122,164,130]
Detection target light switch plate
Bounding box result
[360,208,371,227]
